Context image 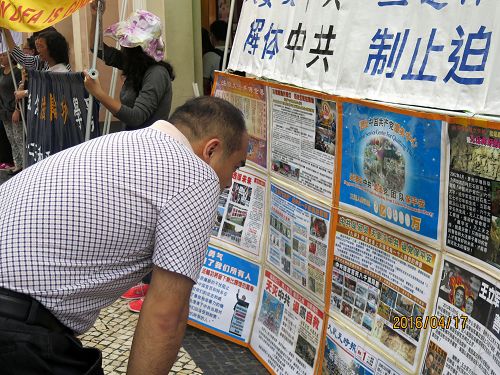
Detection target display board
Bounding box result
[270,86,336,201]
[322,317,404,375]
[445,119,500,276]
[339,101,445,245]
[268,182,333,303]
[213,72,268,170]
[203,72,499,375]
[189,245,261,344]
[330,212,440,372]
[211,167,268,259]
[420,255,499,375]
[250,269,325,375]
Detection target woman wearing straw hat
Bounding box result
[85,1,175,131]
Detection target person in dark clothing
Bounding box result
[86,1,174,131]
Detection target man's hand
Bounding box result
[127,267,194,375]
[12,109,20,124]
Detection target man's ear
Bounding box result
[201,138,222,163]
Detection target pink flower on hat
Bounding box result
[104,9,165,61]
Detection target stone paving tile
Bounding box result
[80,299,269,374]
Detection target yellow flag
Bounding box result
[0,0,92,32]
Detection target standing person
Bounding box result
[87,1,174,131]
[0,52,22,175]
[0,96,249,375]
[203,20,228,95]
[0,27,70,72]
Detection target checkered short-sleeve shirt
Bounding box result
[0,123,220,333]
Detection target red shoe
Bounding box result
[128,297,144,313]
[121,283,149,300]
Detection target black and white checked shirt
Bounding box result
[0,122,220,334]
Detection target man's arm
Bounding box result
[127,266,194,374]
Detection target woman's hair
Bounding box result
[121,46,175,94]
[37,31,69,65]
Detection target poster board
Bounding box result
[267,182,333,303]
[330,212,440,372]
[211,166,268,260]
[250,269,325,375]
[322,317,404,375]
[338,100,445,246]
[189,245,261,344]
[270,84,337,202]
[444,118,500,277]
[213,72,268,170]
[419,255,499,375]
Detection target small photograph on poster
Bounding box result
[421,340,447,375]
[295,334,316,367]
[340,103,444,242]
[258,290,285,335]
[323,318,405,375]
[446,122,500,272]
[373,321,417,365]
[211,168,267,257]
[314,98,336,156]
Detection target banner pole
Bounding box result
[103,0,128,135]
[1,29,27,137]
[221,0,236,72]
[85,0,104,141]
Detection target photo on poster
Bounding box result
[294,334,316,367]
[230,182,252,207]
[446,123,500,271]
[257,290,285,335]
[221,221,243,244]
[226,204,248,227]
[374,321,417,365]
[314,98,336,156]
[340,103,443,241]
[420,340,447,375]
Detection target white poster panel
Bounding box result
[322,317,404,375]
[420,256,500,375]
[212,167,267,259]
[268,183,332,301]
[189,245,260,343]
[251,269,324,375]
[270,86,336,200]
[230,0,500,115]
[330,213,439,372]
[0,31,22,53]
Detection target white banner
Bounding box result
[0,31,23,53]
[229,0,500,115]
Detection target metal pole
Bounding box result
[1,29,27,137]
[222,0,236,71]
[84,0,104,141]
[103,0,128,135]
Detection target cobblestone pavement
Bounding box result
[80,299,269,374]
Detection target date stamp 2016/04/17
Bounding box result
[393,315,468,330]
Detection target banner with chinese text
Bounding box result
[330,213,440,372]
[270,84,336,201]
[445,119,500,277]
[26,70,100,166]
[0,0,92,32]
[420,256,499,375]
[213,72,268,170]
[188,246,261,344]
[229,0,500,115]
[211,167,268,259]
[339,101,445,244]
[250,269,325,375]
[322,317,404,375]
[268,182,332,302]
